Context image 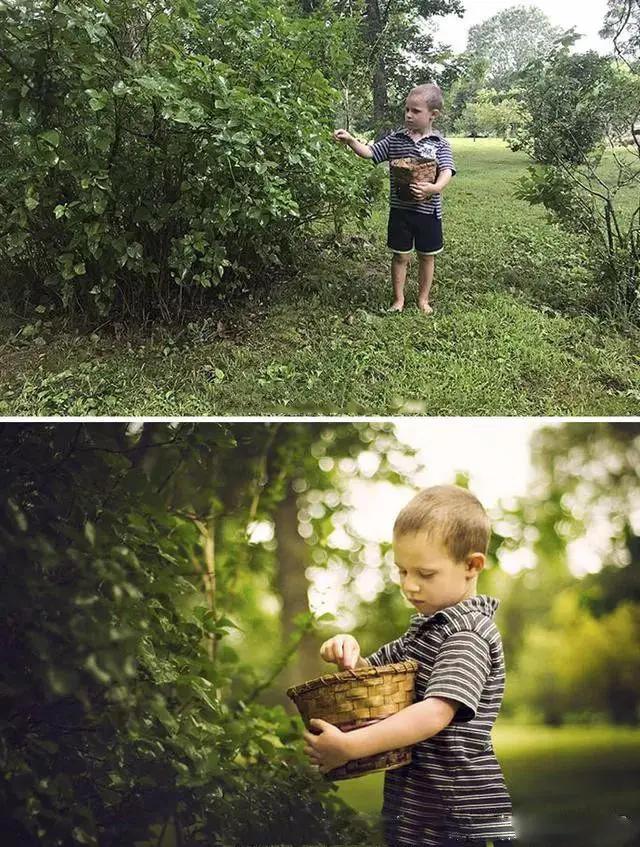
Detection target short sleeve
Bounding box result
[437,139,456,176]
[370,135,392,165]
[423,631,491,722]
[366,634,406,667]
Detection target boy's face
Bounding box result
[404,93,440,133]
[393,530,484,616]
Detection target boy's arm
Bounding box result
[433,168,453,192]
[333,129,374,159]
[304,696,458,774]
[345,695,457,755]
[409,168,453,200]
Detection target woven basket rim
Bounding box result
[390,156,436,165]
[286,659,418,700]
[327,758,410,780]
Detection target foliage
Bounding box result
[323,0,464,134]
[0,424,375,846]
[507,590,640,725]
[494,422,640,724]
[453,88,528,138]
[438,52,490,133]
[466,4,564,90]
[510,32,640,324]
[601,0,640,61]
[0,0,376,320]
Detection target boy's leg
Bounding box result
[391,252,411,311]
[417,253,435,314]
[387,208,414,311]
[414,212,443,315]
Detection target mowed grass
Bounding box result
[2,138,639,416]
[336,724,640,847]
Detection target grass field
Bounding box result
[336,724,640,847]
[2,138,639,415]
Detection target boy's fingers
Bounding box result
[341,645,356,669]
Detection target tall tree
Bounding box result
[467,5,564,90]
[365,0,464,133]
[601,0,640,61]
[298,0,463,135]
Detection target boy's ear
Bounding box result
[465,552,485,576]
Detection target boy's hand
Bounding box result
[320,634,361,670]
[409,180,439,201]
[332,129,354,146]
[303,718,352,775]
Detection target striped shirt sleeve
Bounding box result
[365,633,406,666]
[370,135,392,165]
[437,139,456,176]
[423,631,491,721]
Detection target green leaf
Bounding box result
[7,498,28,531]
[39,130,61,148]
[46,667,78,696]
[71,826,97,846]
[84,521,95,545]
[84,654,111,684]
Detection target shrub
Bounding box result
[510,39,640,324]
[0,424,374,846]
[0,0,376,320]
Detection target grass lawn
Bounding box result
[2,138,639,415]
[336,723,640,846]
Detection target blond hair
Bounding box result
[409,83,444,112]
[393,485,491,561]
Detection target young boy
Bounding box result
[332,83,455,315]
[303,485,517,847]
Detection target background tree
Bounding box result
[438,52,491,133]
[493,422,640,725]
[510,18,640,325]
[467,5,564,91]
[601,0,640,62]
[307,0,464,136]
[453,88,528,138]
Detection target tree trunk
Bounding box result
[194,516,216,661]
[366,0,391,138]
[274,482,322,702]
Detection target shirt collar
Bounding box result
[399,127,443,142]
[413,594,499,626]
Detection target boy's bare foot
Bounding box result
[418,302,433,315]
[388,301,404,313]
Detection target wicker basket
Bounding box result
[390,156,437,202]
[287,660,418,780]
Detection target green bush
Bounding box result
[509,41,640,324]
[0,424,373,846]
[0,0,376,319]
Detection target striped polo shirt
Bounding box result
[366,594,517,846]
[370,129,456,219]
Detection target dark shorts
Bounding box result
[387,207,443,255]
